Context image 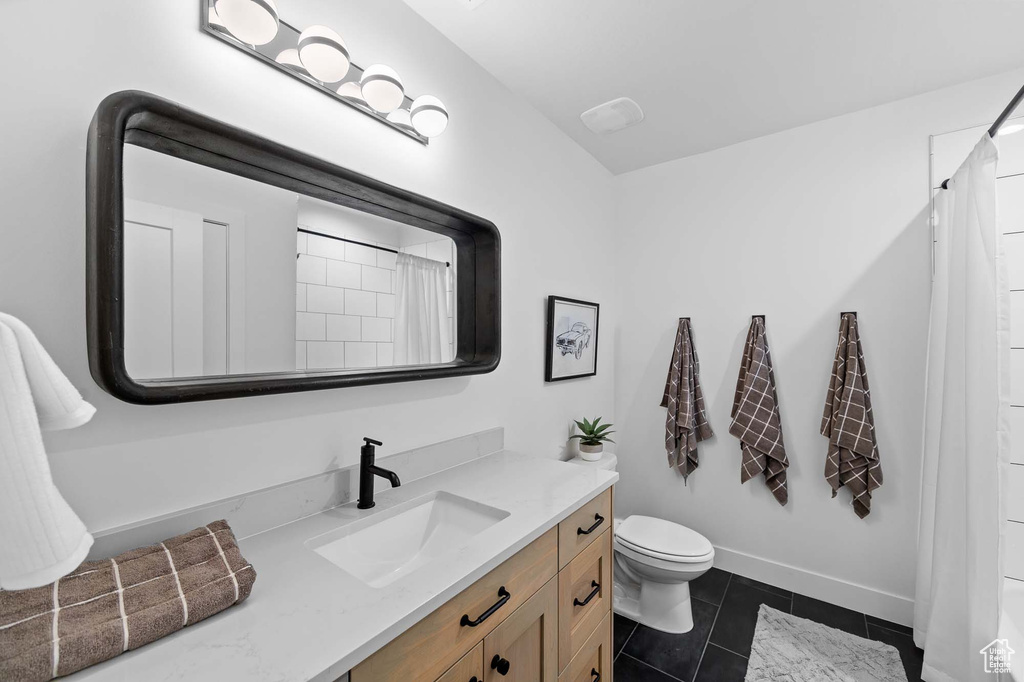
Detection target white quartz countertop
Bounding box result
[73,451,617,682]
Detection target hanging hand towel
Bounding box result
[821,313,882,518]
[729,317,789,506]
[660,318,713,480]
[0,313,96,591]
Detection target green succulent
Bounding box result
[570,417,615,446]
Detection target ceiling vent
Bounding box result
[580,97,644,135]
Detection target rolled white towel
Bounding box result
[0,313,95,590]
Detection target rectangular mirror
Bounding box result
[87,91,500,404]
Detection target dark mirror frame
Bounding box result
[86,90,500,404]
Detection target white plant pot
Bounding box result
[579,443,604,461]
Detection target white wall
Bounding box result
[0,0,616,531]
[611,68,1024,624]
[123,146,298,374]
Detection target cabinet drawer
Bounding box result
[558,529,612,671]
[558,488,612,569]
[437,642,483,682]
[352,528,558,682]
[558,611,612,682]
[483,576,558,682]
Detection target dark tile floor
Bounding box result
[613,568,924,681]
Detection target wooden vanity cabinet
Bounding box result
[350,487,614,682]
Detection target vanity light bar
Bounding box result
[200,0,449,144]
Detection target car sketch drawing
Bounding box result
[555,322,592,359]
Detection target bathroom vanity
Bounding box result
[73,443,616,682]
[351,488,614,682]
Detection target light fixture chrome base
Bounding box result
[200,0,429,145]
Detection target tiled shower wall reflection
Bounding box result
[295,230,454,370]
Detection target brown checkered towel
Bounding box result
[661,318,713,481]
[729,317,789,506]
[822,313,882,518]
[0,520,255,681]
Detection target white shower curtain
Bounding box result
[914,134,1010,682]
[394,253,452,366]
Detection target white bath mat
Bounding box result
[745,605,907,682]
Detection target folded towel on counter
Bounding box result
[661,318,713,481]
[0,520,256,681]
[822,313,882,518]
[729,317,789,506]
[0,313,96,591]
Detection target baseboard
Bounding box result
[712,544,915,627]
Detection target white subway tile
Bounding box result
[327,260,361,289]
[345,289,376,316]
[307,341,345,369]
[1012,408,1024,465]
[1014,292,1024,348]
[377,293,395,318]
[296,232,307,254]
[296,312,326,340]
[327,314,361,341]
[362,317,392,342]
[345,242,377,266]
[306,284,346,314]
[427,239,453,264]
[345,342,377,368]
[296,254,327,285]
[377,343,393,367]
[296,283,307,312]
[1008,521,1024,580]
[306,233,346,261]
[1007,233,1024,290]
[295,341,306,370]
[1001,174,1024,235]
[1015,350,1024,405]
[377,249,397,270]
[362,265,392,293]
[1010,466,1024,522]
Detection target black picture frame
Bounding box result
[86,90,501,404]
[545,296,599,382]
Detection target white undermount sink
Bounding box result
[308,491,510,588]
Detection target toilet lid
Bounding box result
[616,515,713,559]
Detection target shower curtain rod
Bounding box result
[941,82,1024,189]
[297,227,450,267]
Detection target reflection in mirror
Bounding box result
[122,145,455,382]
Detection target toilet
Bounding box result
[568,452,715,634]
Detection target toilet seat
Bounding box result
[615,515,714,564]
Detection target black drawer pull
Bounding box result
[469,678,479,682]
[460,586,510,627]
[491,654,511,676]
[577,513,605,535]
[591,668,600,681]
[574,580,601,607]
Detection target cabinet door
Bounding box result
[483,577,558,682]
[437,642,484,682]
[559,529,612,671]
[558,612,612,682]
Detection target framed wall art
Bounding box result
[545,296,599,382]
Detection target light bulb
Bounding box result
[337,82,368,108]
[386,108,414,132]
[276,49,309,77]
[298,25,350,83]
[999,123,1024,136]
[214,0,279,45]
[411,95,449,138]
[360,65,405,114]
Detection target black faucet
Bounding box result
[357,437,401,509]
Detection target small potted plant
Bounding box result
[571,417,615,461]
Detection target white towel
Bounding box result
[0,313,95,590]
